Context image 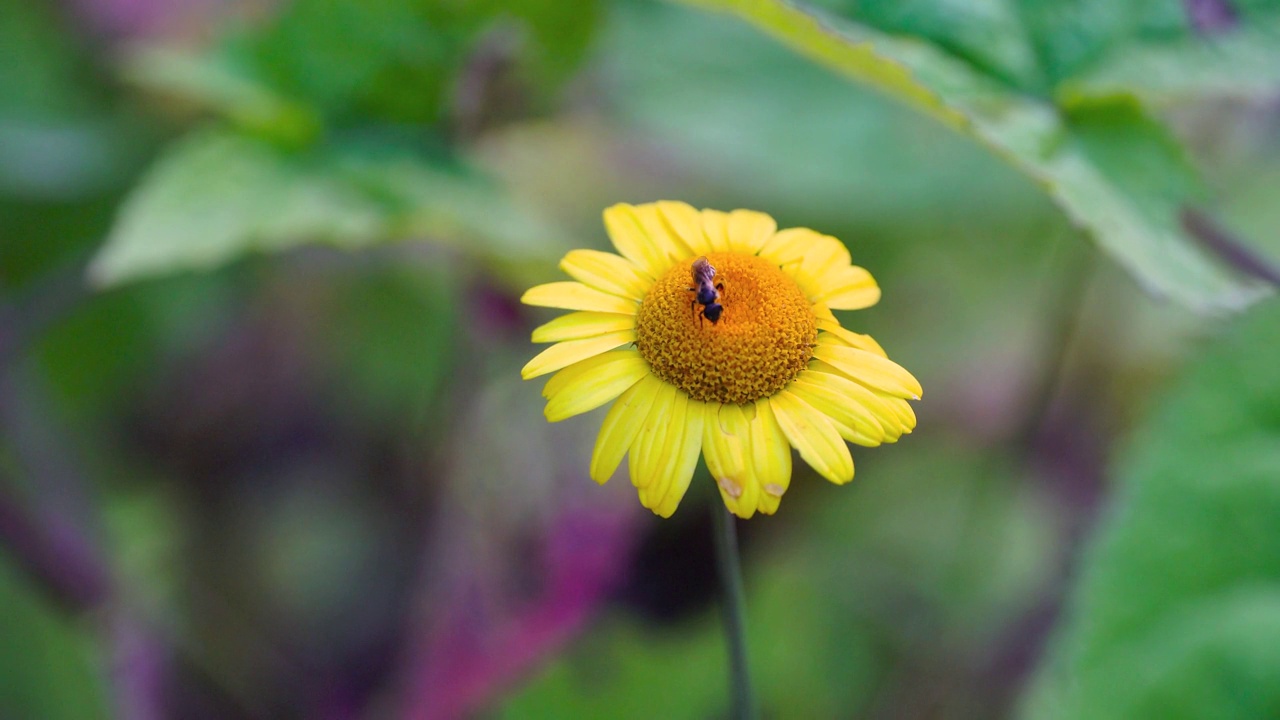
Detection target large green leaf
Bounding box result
[672,0,1271,312]
[90,129,387,285]
[90,129,563,286]
[1056,16,1280,107]
[1023,298,1280,720]
[808,0,1044,90]
[1012,0,1188,86]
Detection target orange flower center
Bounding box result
[635,252,817,405]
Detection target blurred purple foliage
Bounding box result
[68,0,232,39]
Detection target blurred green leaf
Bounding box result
[92,0,596,285]
[807,443,1060,639]
[0,0,95,117]
[0,561,109,720]
[606,0,1058,258]
[122,45,321,146]
[338,145,570,264]
[244,0,600,126]
[316,268,459,423]
[0,120,136,201]
[1056,17,1280,107]
[102,487,185,614]
[251,0,462,125]
[672,0,1270,312]
[0,0,140,201]
[30,274,234,427]
[809,0,1044,90]
[672,0,973,131]
[1218,150,1280,273]
[0,194,110,290]
[807,0,1280,103]
[1012,0,1187,86]
[1024,299,1280,720]
[491,0,604,83]
[90,129,388,285]
[90,128,562,286]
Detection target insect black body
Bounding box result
[688,256,725,325]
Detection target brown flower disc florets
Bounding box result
[635,252,817,405]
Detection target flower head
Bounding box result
[521,202,920,519]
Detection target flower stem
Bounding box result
[711,503,758,720]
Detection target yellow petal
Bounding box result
[703,403,759,519]
[657,398,708,516]
[630,203,696,262]
[807,360,907,441]
[875,393,918,433]
[760,228,853,301]
[657,201,711,257]
[788,376,884,447]
[629,381,678,491]
[770,390,854,485]
[727,209,777,255]
[796,235,853,284]
[639,390,686,509]
[812,340,922,399]
[521,330,635,379]
[590,374,663,484]
[560,249,653,300]
[701,210,733,253]
[757,228,809,268]
[795,260,860,305]
[542,347,636,397]
[522,281,639,315]
[603,204,672,278]
[649,394,706,518]
[816,319,887,357]
[814,265,880,310]
[533,311,636,343]
[543,352,650,422]
[811,303,837,322]
[759,227,849,270]
[750,398,792,515]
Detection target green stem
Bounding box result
[711,503,758,720]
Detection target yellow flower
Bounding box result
[521,202,920,519]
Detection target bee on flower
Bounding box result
[521,202,920,519]
[688,256,724,325]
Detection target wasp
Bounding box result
[688,256,725,325]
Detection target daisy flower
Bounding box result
[521,202,920,519]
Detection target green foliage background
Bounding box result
[2,0,1279,718]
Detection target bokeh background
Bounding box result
[3,0,1280,718]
